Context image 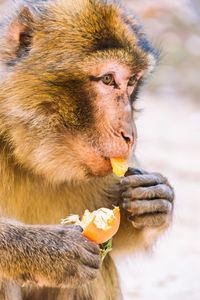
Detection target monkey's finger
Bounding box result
[37,224,83,232]
[122,199,172,215]
[62,225,83,232]
[80,249,102,269]
[122,184,174,202]
[129,213,172,229]
[73,225,83,232]
[121,173,168,188]
[125,167,145,176]
[81,238,101,255]
[79,265,100,281]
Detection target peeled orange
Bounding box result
[82,207,120,244]
[111,158,128,177]
[61,207,120,245]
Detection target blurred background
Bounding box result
[116,0,200,299]
[0,0,199,299]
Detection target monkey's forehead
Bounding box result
[33,0,157,65]
[80,49,156,75]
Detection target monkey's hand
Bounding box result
[120,168,174,229]
[0,221,101,287]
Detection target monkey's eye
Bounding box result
[128,76,136,86]
[102,74,114,85]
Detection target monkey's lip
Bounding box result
[87,154,129,177]
[86,147,131,177]
[83,154,112,177]
[95,156,113,176]
[104,156,113,170]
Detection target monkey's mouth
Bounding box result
[73,134,129,177]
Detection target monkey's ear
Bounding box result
[6,6,35,59]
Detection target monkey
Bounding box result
[0,0,174,299]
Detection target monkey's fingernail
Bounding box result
[122,191,132,198]
[75,225,83,232]
[122,202,131,209]
[120,178,130,185]
[123,198,129,203]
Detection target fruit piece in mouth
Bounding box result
[110,158,128,177]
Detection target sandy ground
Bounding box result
[116,94,200,300]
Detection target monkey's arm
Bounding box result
[0,220,101,287]
[112,168,174,253]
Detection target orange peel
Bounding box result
[111,158,128,177]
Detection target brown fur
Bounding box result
[0,1,173,299]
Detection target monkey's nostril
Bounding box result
[121,132,131,144]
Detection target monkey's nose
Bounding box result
[121,131,132,144]
[121,131,134,149]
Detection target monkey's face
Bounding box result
[79,60,142,175]
[6,59,146,183]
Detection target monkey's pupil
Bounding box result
[103,74,112,84]
[128,76,136,86]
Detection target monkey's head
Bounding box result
[0,0,157,183]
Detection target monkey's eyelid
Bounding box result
[89,74,112,81]
[128,75,137,81]
[90,75,116,87]
[89,76,102,82]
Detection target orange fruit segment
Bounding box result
[82,207,120,244]
[111,158,128,177]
